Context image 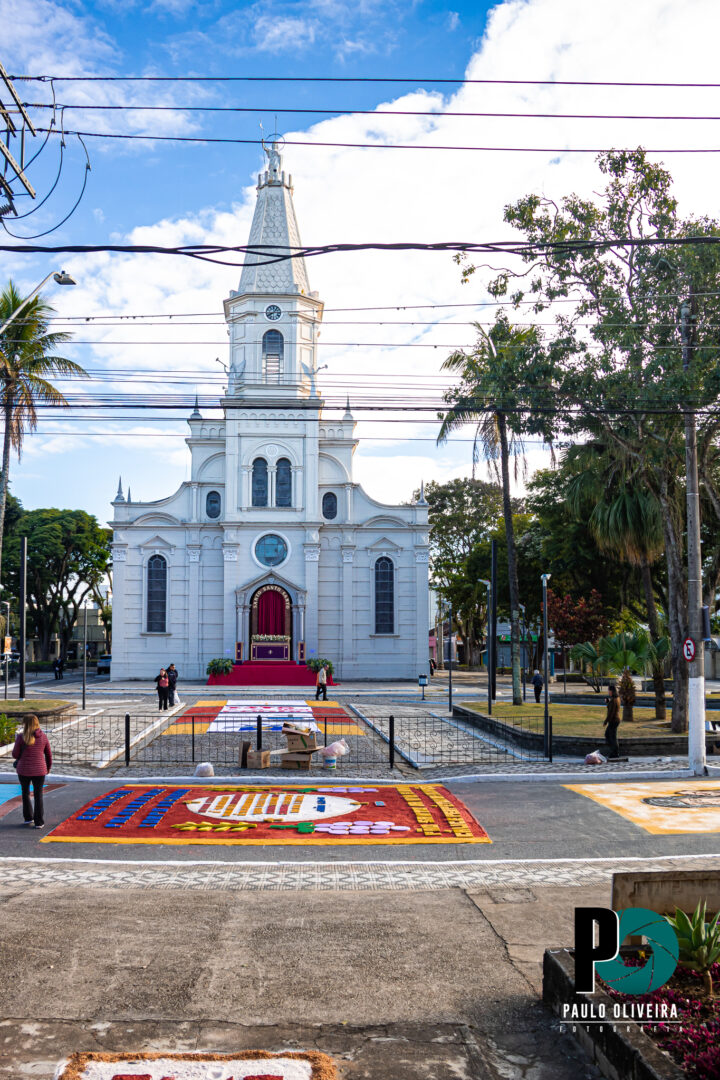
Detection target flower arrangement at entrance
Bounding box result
[252,634,290,643]
[307,657,334,677]
[206,658,234,676]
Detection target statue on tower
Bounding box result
[263,135,284,180]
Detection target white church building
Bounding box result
[110,143,430,683]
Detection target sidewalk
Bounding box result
[0,875,604,1079]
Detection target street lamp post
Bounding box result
[0,271,76,336]
[82,601,88,711]
[447,602,453,713]
[479,579,492,714]
[1,600,9,700]
[541,574,552,761]
[519,603,527,702]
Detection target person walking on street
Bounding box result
[315,664,328,701]
[532,669,543,704]
[604,683,621,760]
[167,663,179,706]
[12,715,52,829]
[57,656,64,680]
[154,668,170,711]
[52,658,61,681]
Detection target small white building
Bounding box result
[110,142,430,682]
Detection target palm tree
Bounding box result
[565,443,668,719]
[0,281,84,585]
[437,316,542,706]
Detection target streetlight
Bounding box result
[81,599,89,711]
[446,602,454,713]
[1,600,9,700]
[0,270,76,336]
[541,574,552,762]
[519,602,527,702]
[479,579,492,714]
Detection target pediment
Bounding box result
[362,515,407,529]
[236,568,306,602]
[132,513,181,527]
[366,535,402,551]
[139,534,175,552]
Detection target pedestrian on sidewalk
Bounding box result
[154,668,170,711]
[12,715,52,829]
[167,663,180,706]
[315,664,328,701]
[532,669,543,704]
[57,656,64,680]
[52,658,61,680]
[604,684,621,759]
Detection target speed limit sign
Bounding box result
[683,637,696,662]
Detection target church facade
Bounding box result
[110,143,430,682]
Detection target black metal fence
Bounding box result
[6,709,549,772]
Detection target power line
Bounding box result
[32,127,720,153]
[16,75,720,87]
[22,102,720,122]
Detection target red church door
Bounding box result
[251,586,291,660]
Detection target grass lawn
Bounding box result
[0,699,74,717]
[460,701,681,739]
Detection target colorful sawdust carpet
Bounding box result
[164,700,365,737]
[55,1050,337,1080]
[565,780,720,834]
[42,783,491,846]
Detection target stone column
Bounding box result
[110,545,128,678]
[292,465,303,510]
[187,545,201,678]
[414,548,430,675]
[341,546,355,675]
[344,483,353,523]
[240,465,251,510]
[222,540,241,661]
[268,464,277,508]
[304,543,320,660]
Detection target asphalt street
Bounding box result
[1,774,718,863]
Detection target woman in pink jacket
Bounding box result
[12,715,52,829]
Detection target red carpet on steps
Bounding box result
[207,662,335,687]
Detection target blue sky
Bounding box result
[3,0,719,525]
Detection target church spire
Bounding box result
[237,136,310,297]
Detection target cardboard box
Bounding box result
[280,753,313,770]
[285,731,319,752]
[245,749,271,769]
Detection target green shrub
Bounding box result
[666,901,720,997]
[206,658,234,676]
[0,713,18,746]
[306,657,334,678]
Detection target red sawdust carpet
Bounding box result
[42,783,491,847]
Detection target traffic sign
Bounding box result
[683,637,696,662]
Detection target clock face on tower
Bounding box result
[265,304,282,321]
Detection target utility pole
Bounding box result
[447,602,453,713]
[82,602,88,711]
[490,538,498,701]
[19,536,26,701]
[680,295,706,775]
[542,573,552,761]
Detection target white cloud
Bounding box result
[252,14,317,51]
[7,0,720,513]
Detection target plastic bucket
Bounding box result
[323,756,337,769]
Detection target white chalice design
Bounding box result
[185,791,361,823]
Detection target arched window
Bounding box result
[252,458,268,507]
[322,491,338,520]
[374,556,394,634]
[276,458,292,507]
[147,554,167,633]
[262,330,284,383]
[206,491,221,519]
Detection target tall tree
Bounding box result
[459,150,720,732]
[0,281,83,586]
[438,315,554,703]
[3,509,111,660]
[422,478,508,666]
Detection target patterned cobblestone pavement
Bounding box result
[0,853,717,891]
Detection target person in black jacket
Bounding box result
[167,663,179,706]
[532,669,543,704]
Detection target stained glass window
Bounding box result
[206,491,221,518]
[374,557,394,634]
[252,458,268,506]
[276,458,292,507]
[256,534,288,567]
[147,554,167,633]
[322,491,337,520]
